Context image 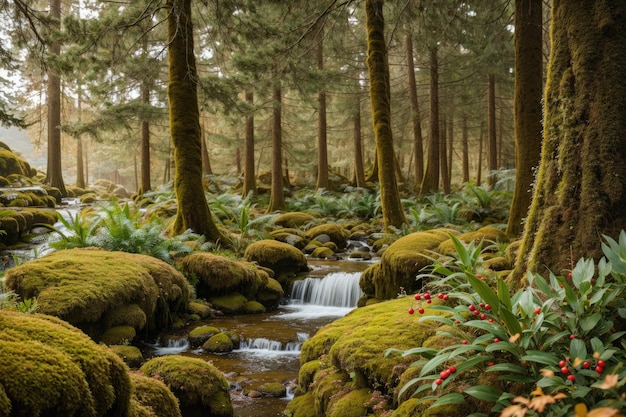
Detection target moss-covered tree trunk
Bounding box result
[365,0,406,229]
[353,91,366,188]
[511,0,626,283]
[406,34,424,192]
[268,82,286,212]
[315,28,329,192]
[242,90,256,197]
[167,0,224,243]
[487,74,498,188]
[506,0,543,237]
[420,46,440,195]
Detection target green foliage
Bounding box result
[287,189,381,221]
[389,233,626,416]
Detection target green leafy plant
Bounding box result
[388,233,626,416]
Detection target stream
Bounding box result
[144,259,373,417]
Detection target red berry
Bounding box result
[567,374,575,382]
[480,313,487,320]
[461,340,468,345]
[414,294,421,300]
[424,293,431,300]
[583,361,590,369]
[534,307,541,314]
[408,307,415,315]
[449,366,457,373]
[443,294,449,301]
[561,367,569,374]
[426,299,432,304]
[454,320,461,324]
[418,307,425,314]
[473,309,480,316]
[488,362,495,367]
[568,272,572,278]
[597,360,606,367]
[437,292,444,299]
[440,370,450,379]
[476,274,483,279]
[469,304,476,311]
[493,338,500,343]
[488,319,494,323]
[569,334,575,340]
[435,378,443,385]
[479,302,485,308]
[559,360,566,367]
[596,366,604,374]
[485,304,491,310]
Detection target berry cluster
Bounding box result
[407,290,449,315]
[434,365,457,385]
[468,302,494,322]
[557,357,605,383]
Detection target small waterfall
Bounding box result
[238,332,308,354]
[151,338,190,356]
[290,272,363,308]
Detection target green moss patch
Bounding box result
[305,224,349,250]
[188,325,220,347]
[129,372,182,417]
[139,355,233,417]
[275,212,316,228]
[4,249,190,339]
[110,345,144,368]
[202,332,234,353]
[244,239,309,284]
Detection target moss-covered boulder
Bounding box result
[436,226,509,255]
[101,325,137,345]
[361,230,450,300]
[244,239,309,285]
[129,372,182,417]
[255,276,285,310]
[188,325,221,347]
[110,345,144,368]
[178,252,268,301]
[305,224,349,250]
[0,310,133,416]
[0,148,35,178]
[4,249,190,341]
[0,207,57,245]
[256,382,287,398]
[310,246,335,259]
[270,228,308,249]
[274,212,316,228]
[187,300,214,319]
[139,355,233,417]
[210,292,249,314]
[202,332,234,353]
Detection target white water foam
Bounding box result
[150,338,190,355]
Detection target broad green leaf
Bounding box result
[533,273,552,297]
[572,258,594,289]
[500,307,523,336]
[569,338,587,361]
[428,393,465,408]
[466,273,500,314]
[484,363,526,374]
[590,337,604,354]
[419,353,452,376]
[418,315,455,327]
[572,386,592,399]
[580,313,602,332]
[497,278,512,311]
[537,376,567,390]
[485,341,521,358]
[589,288,609,305]
[456,355,494,373]
[521,351,559,366]
[464,385,501,402]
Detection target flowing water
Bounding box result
[144,259,372,417]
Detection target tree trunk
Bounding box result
[45,0,66,197]
[461,115,469,183]
[139,82,151,194]
[506,0,543,236]
[365,0,406,229]
[477,121,484,185]
[353,94,366,188]
[406,34,424,192]
[440,113,450,194]
[316,27,329,192]
[510,0,626,283]
[420,46,440,195]
[167,0,224,243]
[487,73,498,189]
[268,81,285,212]
[242,90,256,197]
[447,108,454,185]
[75,84,85,189]
[200,116,212,176]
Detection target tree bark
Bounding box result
[487,73,497,189]
[420,46,440,195]
[45,0,66,197]
[365,0,406,229]
[461,115,469,183]
[506,0,543,236]
[406,34,424,192]
[139,81,152,194]
[242,90,256,197]
[268,81,285,212]
[440,113,450,194]
[167,0,224,243]
[315,27,329,192]
[477,121,484,186]
[511,0,626,283]
[353,93,366,188]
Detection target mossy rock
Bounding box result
[222,330,242,349]
[0,149,33,178]
[110,304,148,329]
[366,230,449,300]
[0,310,132,416]
[310,246,335,259]
[437,226,510,256]
[140,355,232,416]
[178,252,266,299]
[297,360,322,392]
[302,240,323,254]
[244,239,309,284]
[255,277,285,310]
[243,300,266,313]
[505,239,522,265]
[80,192,98,204]
[305,224,349,249]
[101,325,137,345]
[270,230,308,249]
[391,398,467,417]
[202,332,235,353]
[371,235,397,252]
[4,249,190,340]
[188,325,221,347]
[285,391,317,417]
[256,382,286,398]
[187,301,214,319]
[275,212,316,228]
[210,292,248,314]
[129,372,182,417]
[484,256,512,271]
[327,388,372,417]
[110,345,144,368]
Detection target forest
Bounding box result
[0,0,625,417]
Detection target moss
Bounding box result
[298,360,322,392]
[275,212,316,228]
[243,300,266,313]
[305,224,349,249]
[312,367,350,415]
[0,310,132,416]
[256,277,285,310]
[244,239,309,284]
[256,382,286,397]
[202,332,234,353]
[210,293,248,314]
[437,226,510,255]
[4,249,190,339]
[303,241,323,254]
[371,235,397,252]
[0,149,32,178]
[101,325,136,345]
[311,246,335,259]
[359,264,377,295]
[80,193,98,204]
[284,392,317,417]
[110,345,144,368]
[187,301,213,319]
[178,253,265,299]
[222,331,242,349]
[327,388,372,417]
[110,304,148,329]
[140,355,233,417]
[188,325,220,347]
[129,372,181,417]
